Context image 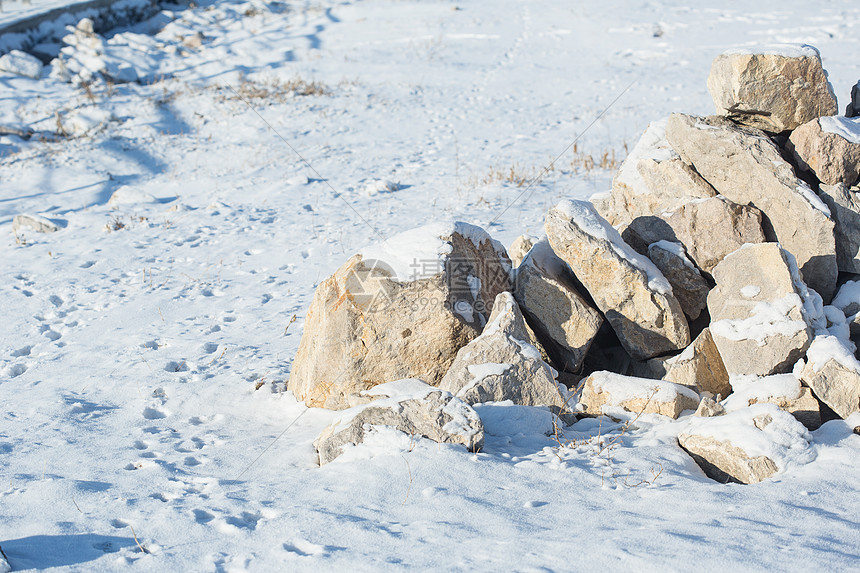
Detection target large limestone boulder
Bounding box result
[722,373,821,429]
[678,404,814,484]
[439,292,568,409]
[801,335,860,419]
[513,238,602,372]
[647,241,709,320]
[788,116,860,187]
[818,184,860,274]
[707,45,838,133]
[666,113,837,299]
[579,371,700,419]
[623,196,766,275]
[593,118,717,227]
[644,328,732,399]
[707,244,816,377]
[314,379,484,465]
[545,200,689,360]
[289,222,512,410]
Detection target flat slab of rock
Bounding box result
[513,237,602,372]
[439,292,568,410]
[679,404,814,484]
[289,222,512,409]
[707,45,838,133]
[818,184,860,274]
[801,335,860,419]
[788,116,860,187]
[546,200,689,360]
[666,113,837,299]
[579,371,699,419]
[623,196,766,275]
[593,118,716,227]
[314,379,484,465]
[723,373,821,429]
[647,241,709,320]
[707,243,815,377]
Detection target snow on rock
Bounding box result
[0,49,43,79]
[707,44,838,132]
[59,106,114,137]
[545,200,689,360]
[289,221,512,410]
[678,404,815,484]
[439,292,568,411]
[818,116,860,144]
[579,371,700,419]
[788,117,860,187]
[665,113,838,300]
[831,280,860,318]
[513,237,602,372]
[800,335,860,419]
[314,378,484,465]
[108,185,158,208]
[641,328,732,399]
[722,373,821,429]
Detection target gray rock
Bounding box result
[707,45,838,133]
[439,292,568,410]
[647,241,709,320]
[314,379,484,465]
[12,214,60,234]
[818,184,860,274]
[788,117,860,187]
[666,113,837,300]
[846,81,860,118]
[508,234,537,268]
[545,200,689,360]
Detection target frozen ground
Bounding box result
[1,0,860,571]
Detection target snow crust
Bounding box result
[722,374,802,411]
[588,371,699,405]
[722,43,821,59]
[818,116,860,144]
[710,293,808,344]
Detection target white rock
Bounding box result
[0,50,44,79]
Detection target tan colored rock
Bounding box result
[707,243,815,377]
[647,242,709,320]
[289,222,512,410]
[694,396,726,417]
[787,117,860,187]
[594,119,716,227]
[657,328,732,399]
[439,292,567,409]
[545,200,689,360]
[801,336,860,419]
[623,196,766,275]
[314,379,484,465]
[513,238,602,372]
[679,405,813,484]
[579,371,699,419]
[722,373,821,429]
[508,234,537,268]
[707,45,838,133]
[818,183,860,274]
[666,113,837,299]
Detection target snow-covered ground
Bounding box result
[1,1,860,570]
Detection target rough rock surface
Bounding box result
[593,118,716,227]
[314,379,484,465]
[579,371,700,419]
[722,374,821,429]
[439,292,567,409]
[707,244,815,377]
[707,45,838,133]
[666,113,837,299]
[647,328,732,399]
[647,242,709,320]
[818,184,860,274]
[679,405,813,484]
[508,234,537,268]
[513,238,602,372]
[801,336,860,419]
[623,196,766,275]
[847,81,860,118]
[788,117,860,187]
[546,200,689,360]
[289,222,512,410]
[12,214,60,234]
[695,396,727,417]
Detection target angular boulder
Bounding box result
[593,118,716,227]
[666,113,837,299]
[707,244,815,377]
[623,196,766,275]
[679,404,814,484]
[818,184,860,274]
[788,116,860,187]
[439,292,568,409]
[508,234,537,268]
[289,222,512,409]
[647,241,709,320]
[707,45,838,133]
[314,379,484,465]
[546,200,689,360]
[647,328,732,399]
[722,373,821,429]
[579,371,700,419]
[513,238,602,372]
[801,335,860,419]
[694,396,727,418]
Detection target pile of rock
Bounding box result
[289,44,860,483]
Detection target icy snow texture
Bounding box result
[723,44,822,58]
[819,116,860,144]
